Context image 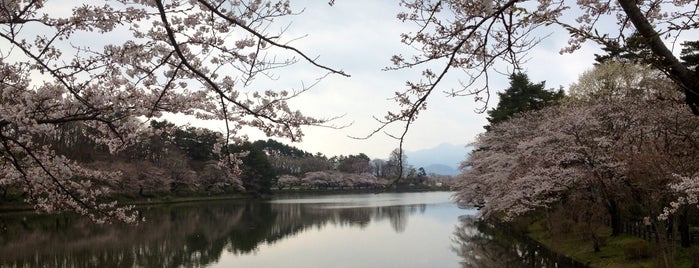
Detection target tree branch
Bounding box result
[618,0,699,114]
[195,0,350,77]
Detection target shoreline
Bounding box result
[0,186,452,214]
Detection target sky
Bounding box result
[14,0,609,160]
[178,0,605,159]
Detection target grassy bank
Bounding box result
[514,217,699,267]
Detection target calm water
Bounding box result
[0,192,538,267]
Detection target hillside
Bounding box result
[406,143,473,176]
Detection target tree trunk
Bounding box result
[618,0,699,115]
[679,208,691,248]
[590,219,602,252]
[608,200,622,236]
[170,182,179,193]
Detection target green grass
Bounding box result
[522,217,699,267]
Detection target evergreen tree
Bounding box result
[230,142,276,196]
[253,139,311,157]
[681,40,699,71]
[485,73,564,130]
[337,153,371,173]
[172,127,219,162]
[593,33,656,65]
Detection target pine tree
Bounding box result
[681,41,699,71]
[485,73,564,130]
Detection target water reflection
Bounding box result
[450,216,588,268]
[3,192,582,268]
[451,216,531,268]
[0,195,432,267]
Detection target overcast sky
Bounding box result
[8,1,697,160]
[42,0,604,160]
[183,0,602,159]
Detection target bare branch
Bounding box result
[195,0,350,77]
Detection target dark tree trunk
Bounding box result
[593,238,601,253]
[618,0,699,115]
[667,217,674,241]
[608,200,622,236]
[679,208,691,248]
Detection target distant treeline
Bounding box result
[0,120,453,202]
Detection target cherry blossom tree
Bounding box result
[455,61,699,252]
[198,160,239,193]
[569,61,681,102]
[455,101,651,250]
[368,0,699,162]
[295,170,383,190]
[454,107,579,220]
[0,0,346,223]
[276,174,299,190]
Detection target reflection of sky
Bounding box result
[270,191,456,207]
[216,192,476,268]
[0,192,481,267]
[425,204,477,223]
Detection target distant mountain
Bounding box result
[423,164,459,176]
[406,143,473,176]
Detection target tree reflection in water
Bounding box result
[451,216,587,268]
[0,198,424,267]
[451,216,530,268]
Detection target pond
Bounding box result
[0,191,573,267]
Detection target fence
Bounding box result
[620,221,658,242]
[613,220,699,245]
